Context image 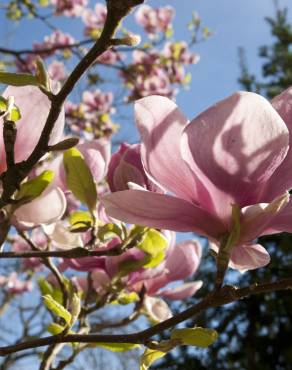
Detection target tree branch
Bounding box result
[0,245,125,259]
[0,277,291,356]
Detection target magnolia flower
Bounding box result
[103,89,292,272]
[48,138,111,191]
[51,0,88,17]
[0,86,64,174]
[48,61,67,81]
[0,86,66,227]
[135,5,174,38]
[107,143,162,192]
[130,239,203,300]
[0,272,33,294]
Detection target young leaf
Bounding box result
[47,323,75,335]
[16,170,54,203]
[38,278,54,296]
[137,229,168,256]
[0,96,21,122]
[0,71,38,87]
[43,294,72,326]
[171,327,218,348]
[69,210,93,232]
[95,343,140,352]
[140,348,167,370]
[70,293,81,325]
[98,223,123,241]
[114,291,139,305]
[63,148,98,211]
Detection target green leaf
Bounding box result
[63,148,98,211]
[0,96,21,122]
[38,278,53,296]
[96,343,140,352]
[171,327,218,348]
[0,71,38,87]
[69,210,93,232]
[16,170,54,203]
[98,223,123,241]
[143,251,165,269]
[140,348,167,370]
[43,295,72,326]
[47,323,75,335]
[47,323,65,335]
[114,291,139,305]
[70,293,81,325]
[35,57,50,91]
[137,229,167,256]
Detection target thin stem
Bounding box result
[0,277,291,356]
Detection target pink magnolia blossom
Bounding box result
[48,60,67,81]
[130,239,203,301]
[97,49,123,65]
[0,85,65,174]
[34,31,75,58]
[13,186,66,228]
[82,90,114,115]
[0,272,33,294]
[135,5,174,38]
[162,41,200,65]
[82,3,107,36]
[107,142,162,192]
[0,85,66,227]
[103,89,292,272]
[51,0,88,17]
[48,138,111,191]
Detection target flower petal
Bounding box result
[262,196,292,235]
[239,192,289,243]
[182,91,289,220]
[135,95,212,204]
[262,87,292,200]
[164,240,202,281]
[15,187,66,227]
[1,85,64,174]
[102,190,225,238]
[229,243,271,272]
[159,281,203,300]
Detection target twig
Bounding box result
[0,277,291,356]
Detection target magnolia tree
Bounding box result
[0,0,291,369]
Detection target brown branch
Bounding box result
[0,245,125,259]
[0,39,94,57]
[0,0,144,241]
[0,277,291,356]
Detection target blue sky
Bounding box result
[1,0,292,121]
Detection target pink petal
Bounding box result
[78,138,110,184]
[262,87,292,200]
[144,296,172,322]
[14,187,66,227]
[182,91,289,220]
[262,196,292,235]
[239,192,289,243]
[165,240,202,281]
[159,281,203,300]
[135,96,212,204]
[1,85,64,174]
[229,243,270,272]
[102,190,225,238]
